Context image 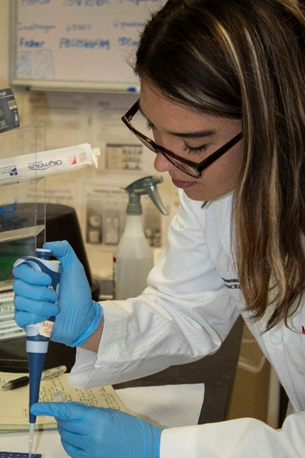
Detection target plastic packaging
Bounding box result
[0,143,100,187]
[113,175,168,300]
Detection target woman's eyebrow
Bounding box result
[173,129,215,139]
[138,104,215,139]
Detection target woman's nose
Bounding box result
[154,152,177,172]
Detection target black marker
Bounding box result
[1,376,29,390]
[1,365,67,391]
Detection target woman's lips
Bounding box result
[171,178,197,189]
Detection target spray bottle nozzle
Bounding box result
[123,175,168,216]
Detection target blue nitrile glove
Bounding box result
[31,401,162,458]
[13,240,103,347]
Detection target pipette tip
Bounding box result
[29,422,35,458]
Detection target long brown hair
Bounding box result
[135,0,305,330]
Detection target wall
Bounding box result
[0,1,28,120]
[0,1,10,88]
[0,2,176,284]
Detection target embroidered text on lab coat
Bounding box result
[222,277,240,289]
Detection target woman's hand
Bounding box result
[13,241,103,347]
[31,401,162,458]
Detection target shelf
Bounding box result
[0,225,45,243]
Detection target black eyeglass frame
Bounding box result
[122,99,243,179]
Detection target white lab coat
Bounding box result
[69,190,305,457]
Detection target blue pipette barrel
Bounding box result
[14,248,61,425]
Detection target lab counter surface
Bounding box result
[0,316,243,425]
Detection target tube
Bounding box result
[0,143,100,187]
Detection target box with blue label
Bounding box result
[0,88,19,134]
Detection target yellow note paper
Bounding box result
[0,372,126,432]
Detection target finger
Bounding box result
[15,303,59,328]
[14,279,58,302]
[43,241,75,262]
[15,311,55,328]
[14,295,59,315]
[12,265,51,286]
[44,241,85,277]
[60,439,83,458]
[57,426,88,450]
[53,402,95,434]
[31,401,92,421]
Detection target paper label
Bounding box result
[39,320,54,338]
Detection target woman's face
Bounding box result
[140,80,243,201]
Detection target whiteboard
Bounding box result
[10,0,164,93]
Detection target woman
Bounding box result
[13,0,305,456]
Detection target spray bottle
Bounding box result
[113,175,168,300]
[13,248,61,458]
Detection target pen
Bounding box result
[0,365,67,391]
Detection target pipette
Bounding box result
[14,248,61,458]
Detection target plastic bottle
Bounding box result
[113,175,168,300]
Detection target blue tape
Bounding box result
[0,453,42,457]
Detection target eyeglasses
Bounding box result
[122,99,243,179]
